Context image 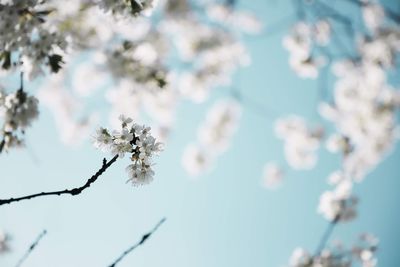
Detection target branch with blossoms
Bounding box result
[0,72,39,153]
[0,116,162,206]
[252,0,400,266]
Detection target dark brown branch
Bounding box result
[108,218,166,267]
[0,155,119,206]
[15,230,47,267]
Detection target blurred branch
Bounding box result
[20,72,24,91]
[314,216,340,257]
[230,87,279,120]
[342,0,400,23]
[108,218,166,267]
[15,230,47,267]
[0,155,119,206]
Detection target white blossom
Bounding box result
[182,144,212,177]
[289,248,312,267]
[198,99,241,153]
[362,3,385,32]
[93,115,163,186]
[182,99,241,177]
[0,86,39,151]
[318,180,357,222]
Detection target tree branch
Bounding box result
[0,155,119,206]
[15,230,47,267]
[108,218,166,267]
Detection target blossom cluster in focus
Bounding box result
[93,115,163,185]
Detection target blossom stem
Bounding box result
[108,218,166,267]
[15,230,47,267]
[0,155,119,206]
[314,216,340,257]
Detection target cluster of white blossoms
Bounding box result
[275,116,323,170]
[362,2,385,33]
[318,178,358,222]
[283,20,330,79]
[0,0,67,78]
[261,162,284,190]
[183,99,241,177]
[279,1,400,265]
[97,0,157,17]
[93,115,163,186]
[161,11,251,103]
[179,42,250,103]
[289,234,378,267]
[104,40,167,90]
[320,59,400,182]
[0,87,39,151]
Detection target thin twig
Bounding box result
[108,218,166,267]
[0,155,119,206]
[15,230,47,267]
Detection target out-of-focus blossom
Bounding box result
[288,233,378,267]
[275,116,323,170]
[362,3,385,32]
[182,99,241,177]
[261,162,284,189]
[0,86,39,152]
[318,180,358,222]
[313,20,331,46]
[37,74,98,146]
[182,144,213,177]
[198,99,241,153]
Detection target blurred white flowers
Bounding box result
[183,99,241,177]
[283,21,329,79]
[318,180,358,222]
[261,162,284,190]
[93,115,163,186]
[0,86,39,151]
[288,233,378,267]
[275,116,323,170]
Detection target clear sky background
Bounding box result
[1,1,400,267]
